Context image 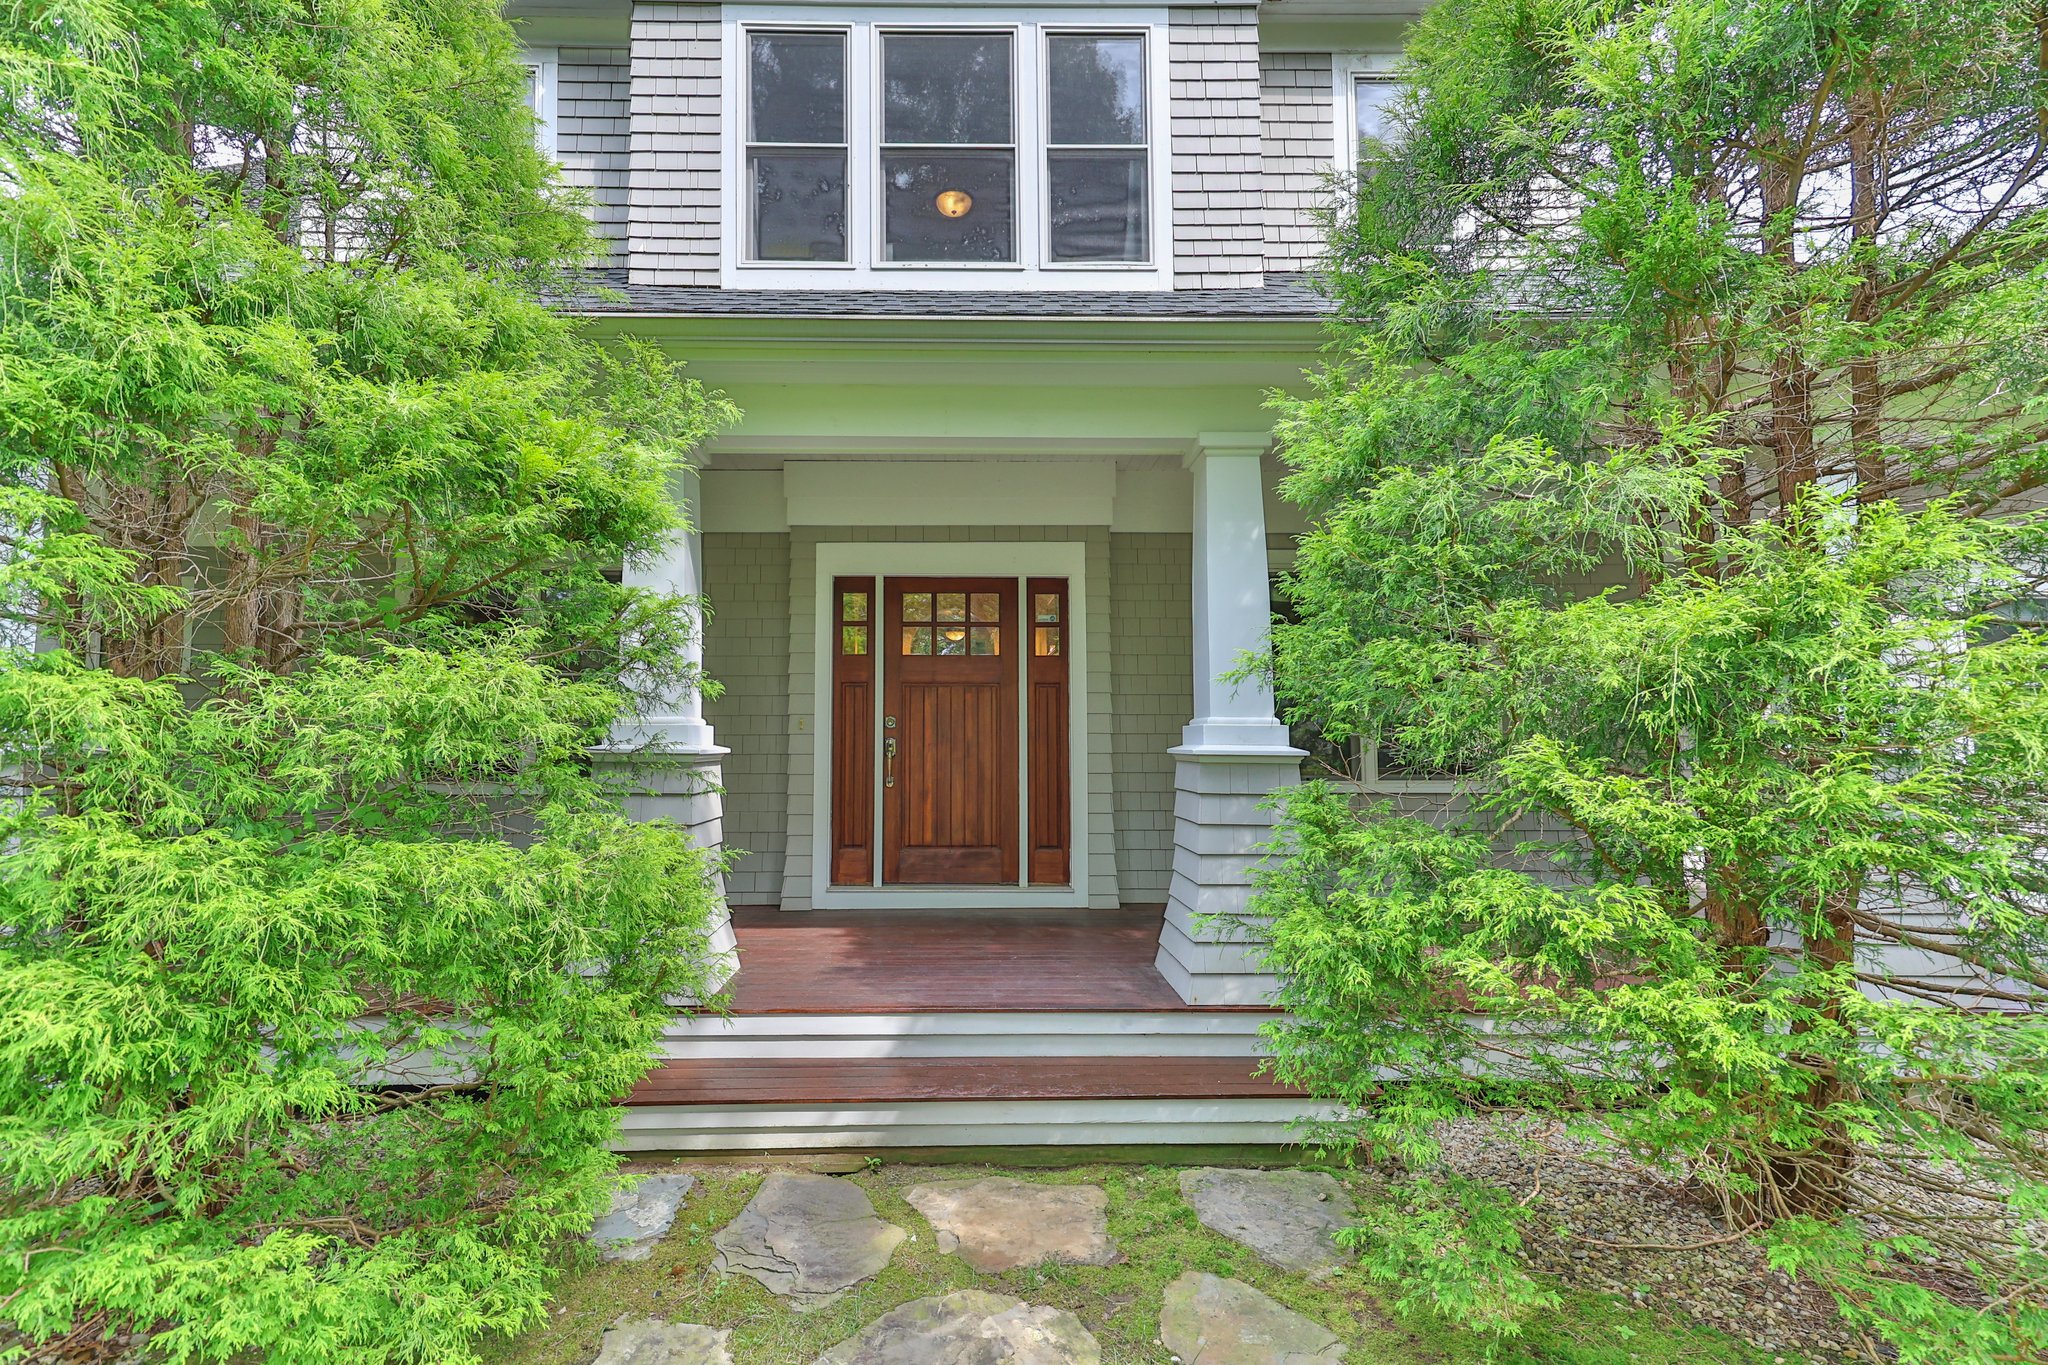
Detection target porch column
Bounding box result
[1154,433,1304,1006]
[606,467,737,992]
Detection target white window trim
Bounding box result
[722,6,1172,290]
[1332,52,1400,168]
[809,541,1090,911]
[520,46,559,157]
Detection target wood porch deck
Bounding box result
[618,907,1313,1146]
[713,904,1254,1014]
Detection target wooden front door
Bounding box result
[882,577,1020,884]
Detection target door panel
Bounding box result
[883,576,1019,884]
[829,577,876,884]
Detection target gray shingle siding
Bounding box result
[558,47,631,265]
[703,532,791,904]
[1168,8,1265,289]
[1111,533,1192,903]
[628,3,721,286]
[1260,51,1333,273]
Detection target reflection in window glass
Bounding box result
[902,593,933,622]
[936,592,967,621]
[937,625,969,655]
[841,591,868,622]
[1046,34,1146,261]
[1354,77,1400,157]
[970,625,999,655]
[903,626,934,654]
[881,31,1016,262]
[970,592,1000,621]
[1034,625,1061,656]
[1047,35,1144,144]
[749,32,848,261]
[842,625,869,655]
[1034,593,1061,622]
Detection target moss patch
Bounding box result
[479,1161,1783,1365]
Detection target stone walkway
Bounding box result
[584,1164,1363,1364]
[710,1172,906,1311]
[903,1177,1120,1272]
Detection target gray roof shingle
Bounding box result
[558,268,1332,321]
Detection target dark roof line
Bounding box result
[557,268,1334,321]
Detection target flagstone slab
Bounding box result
[1159,1273,1347,1365]
[712,1172,906,1310]
[903,1177,1119,1272]
[812,1290,1102,1365]
[1178,1168,1356,1274]
[590,1317,733,1365]
[591,1174,698,1263]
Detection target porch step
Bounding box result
[660,1009,1282,1060]
[628,1055,1300,1106]
[614,1097,1332,1152]
[614,1055,1330,1151]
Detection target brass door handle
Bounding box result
[884,736,898,788]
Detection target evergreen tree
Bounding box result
[0,0,734,1359]
[1262,1,2048,1358]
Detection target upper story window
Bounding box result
[725,8,1169,289]
[519,47,559,157]
[1334,55,1400,168]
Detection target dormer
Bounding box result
[509,0,1412,294]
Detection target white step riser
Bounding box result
[662,1011,1279,1060]
[613,1098,1336,1151]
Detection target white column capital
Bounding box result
[1184,431,1274,467]
[610,469,719,755]
[1181,431,1300,756]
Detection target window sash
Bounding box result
[1043,30,1148,263]
[746,30,850,263]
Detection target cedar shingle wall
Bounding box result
[703,533,791,903]
[1110,533,1193,902]
[1168,8,1265,288]
[628,3,721,286]
[559,47,631,265]
[1260,51,1333,273]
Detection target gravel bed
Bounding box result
[1421,1115,1870,1364]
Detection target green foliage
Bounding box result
[0,0,735,1360]
[1264,0,2048,1360]
[1343,1176,1558,1342]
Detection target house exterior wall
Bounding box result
[557,46,632,264]
[1110,532,1192,902]
[702,531,791,903]
[1168,7,1267,288]
[627,3,721,285]
[544,2,1376,287]
[1259,51,1333,273]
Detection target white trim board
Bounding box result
[784,460,1115,526]
[810,541,1091,909]
[613,1097,1333,1151]
[660,1009,1280,1058]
